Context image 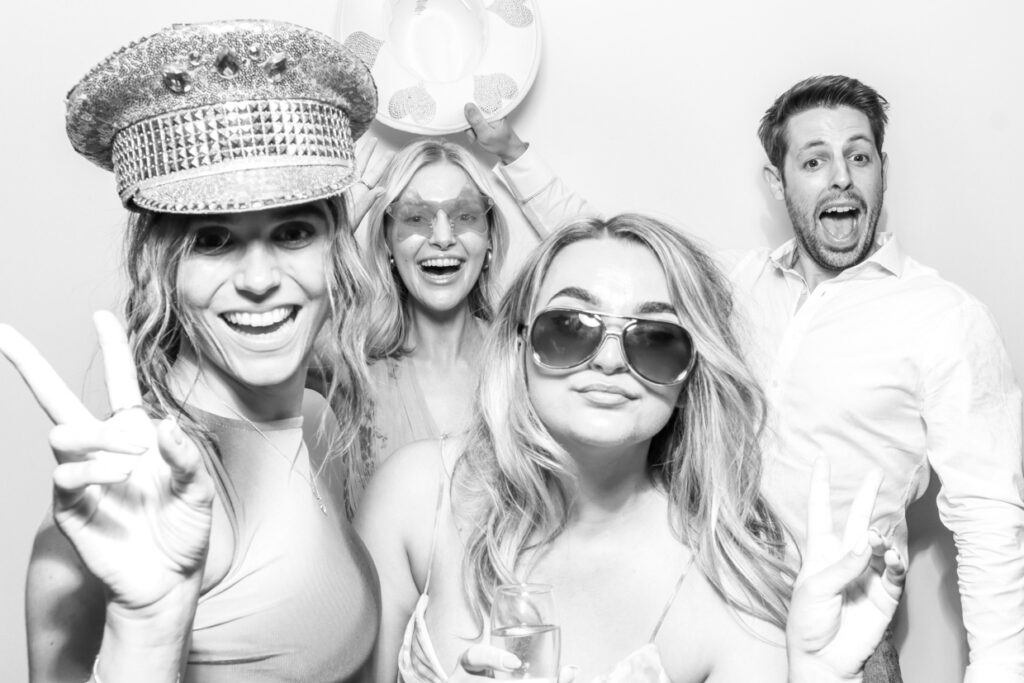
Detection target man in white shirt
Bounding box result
[467,74,1024,681]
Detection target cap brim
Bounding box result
[128,161,356,214]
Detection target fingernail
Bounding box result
[501,653,522,669]
[168,419,185,445]
[891,549,906,571]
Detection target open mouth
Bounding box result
[818,204,861,242]
[418,257,463,279]
[221,306,299,335]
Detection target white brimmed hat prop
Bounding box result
[66,19,378,214]
[338,0,541,134]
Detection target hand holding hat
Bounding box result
[464,103,528,165]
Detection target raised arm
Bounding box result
[922,298,1024,682]
[464,103,601,236]
[2,312,214,683]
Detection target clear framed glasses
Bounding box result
[385,195,494,240]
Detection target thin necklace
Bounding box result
[212,396,328,517]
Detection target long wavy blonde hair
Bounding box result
[454,214,795,628]
[362,139,510,359]
[122,197,375,518]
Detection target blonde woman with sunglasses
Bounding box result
[356,214,905,683]
[352,140,514,472]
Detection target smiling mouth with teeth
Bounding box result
[418,257,463,277]
[221,306,299,335]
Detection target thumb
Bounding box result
[464,102,487,130]
[156,418,212,501]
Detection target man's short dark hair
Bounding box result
[758,75,889,174]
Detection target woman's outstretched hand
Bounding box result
[0,311,214,615]
[787,458,906,682]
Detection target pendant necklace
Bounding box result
[213,396,328,517]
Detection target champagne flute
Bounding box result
[490,583,561,682]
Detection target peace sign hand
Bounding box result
[0,311,214,615]
[787,458,906,682]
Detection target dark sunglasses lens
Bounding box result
[624,321,694,384]
[531,310,603,368]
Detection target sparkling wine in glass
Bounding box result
[490,583,560,682]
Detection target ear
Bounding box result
[763,164,785,200]
[881,152,889,192]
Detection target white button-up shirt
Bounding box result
[495,148,1024,680]
[727,236,1024,681]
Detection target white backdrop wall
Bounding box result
[1,2,1021,681]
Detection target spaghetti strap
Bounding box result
[648,556,694,643]
[421,436,449,595]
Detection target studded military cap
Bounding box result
[66,19,377,214]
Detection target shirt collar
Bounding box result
[769,231,905,279]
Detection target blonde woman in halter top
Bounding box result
[3,20,380,681]
[356,214,905,683]
[356,140,513,468]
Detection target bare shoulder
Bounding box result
[661,563,787,683]
[353,436,452,666]
[354,438,449,557]
[26,514,105,682]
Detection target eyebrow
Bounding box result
[635,301,677,315]
[266,204,330,222]
[195,203,330,226]
[397,188,486,205]
[545,287,676,316]
[546,286,597,306]
[797,134,876,153]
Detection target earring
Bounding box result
[388,254,395,269]
[483,249,492,271]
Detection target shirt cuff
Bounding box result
[964,661,1024,683]
[492,146,558,203]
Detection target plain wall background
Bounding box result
[1,1,1021,680]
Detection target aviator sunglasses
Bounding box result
[526,308,697,385]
